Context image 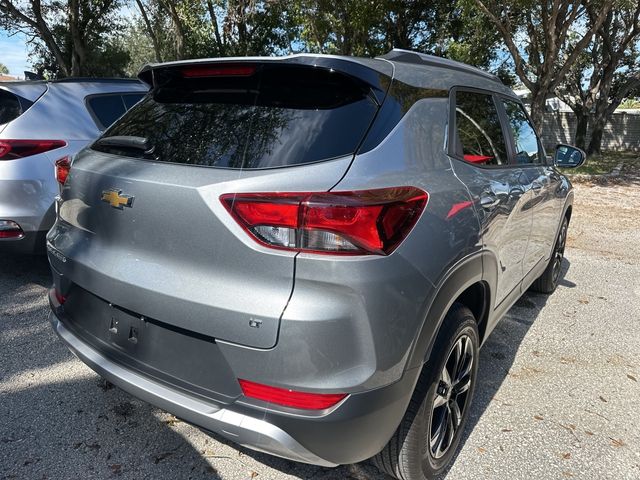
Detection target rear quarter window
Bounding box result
[0,89,32,126]
[93,65,379,169]
[87,93,145,130]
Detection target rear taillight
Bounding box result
[221,187,428,255]
[0,139,66,160]
[55,156,71,185]
[238,379,347,410]
[0,220,24,239]
[182,64,256,78]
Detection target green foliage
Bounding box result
[0,63,8,74]
[618,98,640,109]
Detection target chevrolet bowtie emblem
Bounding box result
[101,189,134,209]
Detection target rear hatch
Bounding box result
[49,57,392,350]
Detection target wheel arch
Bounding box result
[407,251,495,370]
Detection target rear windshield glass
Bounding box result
[0,89,31,125]
[93,64,378,169]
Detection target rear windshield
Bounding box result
[93,64,379,169]
[0,89,32,126]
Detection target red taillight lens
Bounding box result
[0,139,66,160]
[221,187,428,255]
[238,379,347,410]
[55,156,71,185]
[0,220,24,239]
[182,64,256,78]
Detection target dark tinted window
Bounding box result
[502,100,544,164]
[454,91,508,166]
[123,93,144,109]
[93,65,378,169]
[87,95,127,130]
[0,90,24,125]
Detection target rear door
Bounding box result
[49,60,389,349]
[499,98,562,274]
[448,89,533,307]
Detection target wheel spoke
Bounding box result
[453,375,471,395]
[441,363,452,387]
[450,340,463,382]
[430,406,449,453]
[433,392,447,409]
[450,398,463,428]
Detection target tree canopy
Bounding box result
[1,0,639,147]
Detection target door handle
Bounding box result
[509,186,525,199]
[480,193,500,210]
[531,181,543,193]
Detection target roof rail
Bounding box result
[379,49,501,83]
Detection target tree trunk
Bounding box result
[573,109,588,150]
[529,91,547,136]
[587,108,607,155]
[587,62,616,155]
[136,0,162,62]
[207,0,225,56]
[160,0,186,59]
[68,0,85,76]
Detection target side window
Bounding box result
[502,100,544,164]
[454,91,508,166]
[87,95,127,130]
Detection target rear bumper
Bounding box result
[49,308,335,466]
[48,290,420,466]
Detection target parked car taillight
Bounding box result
[221,187,428,255]
[55,156,72,185]
[0,220,24,239]
[0,139,67,160]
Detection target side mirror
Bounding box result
[554,144,586,168]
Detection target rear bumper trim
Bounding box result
[49,309,338,467]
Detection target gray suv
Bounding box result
[0,78,147,253]
[46,50,585,479]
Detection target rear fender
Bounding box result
[407,251,497,369]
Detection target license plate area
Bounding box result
[62,285,241,403]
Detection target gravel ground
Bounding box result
[1,172,639,480]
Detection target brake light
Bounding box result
[0,220,24,239]
[182,64,256,78]
[221,187,428,255]
[55,156,71,185]
[238,379,347,410]
[0,139,66,160]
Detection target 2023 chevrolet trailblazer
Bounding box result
[46,50,585,479]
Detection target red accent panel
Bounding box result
[463,154,493,164]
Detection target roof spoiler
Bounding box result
[137,56,393,104]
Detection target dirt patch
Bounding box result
[568,156,640,261]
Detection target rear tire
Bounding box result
[372,303,479,480]
[530,216,568,294]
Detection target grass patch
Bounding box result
[562,151,637,176]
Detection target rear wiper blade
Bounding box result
[94,136,154,155]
